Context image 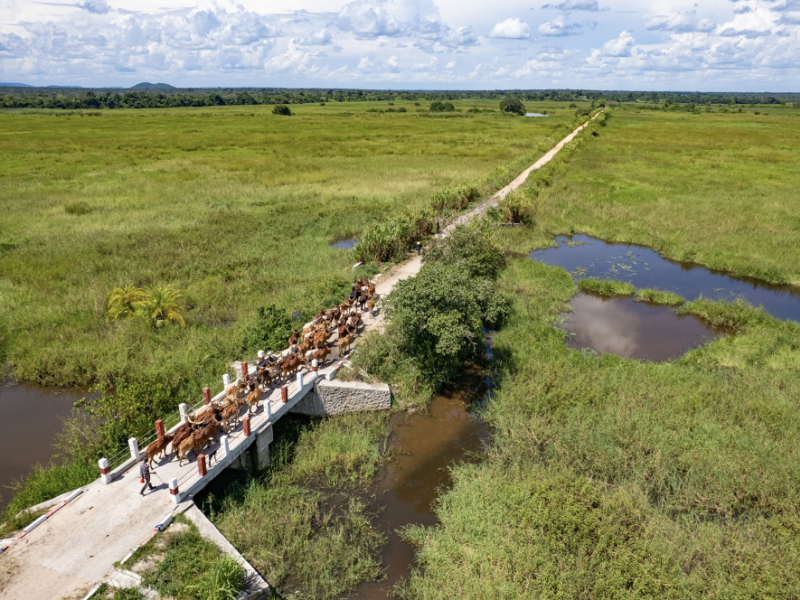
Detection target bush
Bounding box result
[272,105,292,116]
[500,97,526,116]
[429,184,480,213]
[430,101,455,112]
[423,220,505,280]
[241,304,294,354]
[384,261,507,378]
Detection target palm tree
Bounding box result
[141,286,186,327]
[107,285,148,321]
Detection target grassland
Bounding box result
[503,104,800,285]
[0,100,575,391]
[398,106,800,598]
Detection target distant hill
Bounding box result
[131,82,175,90]
[0,82,32,87]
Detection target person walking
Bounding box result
[139,460,155,496]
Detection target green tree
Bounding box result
[140,286,186,327]
[500,96,526,115]
[430,100,455,112]
[423,221,506,280]
[107,285,148,321]
[272,104,292,116]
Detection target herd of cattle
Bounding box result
[143,277,378,469]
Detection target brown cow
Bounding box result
[176,432,197,466]
[312,346,330,366]
[192,419,221,457]
[338,334,353,355]
[281,355,303,380]
[288,329,300,347]
[244,386,262,414]
[146,433,174,468]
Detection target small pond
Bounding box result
[529,235,800,361]
[0,384,95,508]
[330,238,358,250]
[525,112,549,117]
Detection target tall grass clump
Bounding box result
[636,288,684,306]
[429,184,479,213]
[354,210,432,263]
[578,277,635,297]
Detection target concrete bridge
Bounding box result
[0,113,601,600]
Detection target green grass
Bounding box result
[137,515,244,600]
[399,252,800,598]
[525,105,800,285]
[0,99,574,390]
[636,288,685,306]
[577,277,635,296]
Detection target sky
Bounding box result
[0,0,798,91]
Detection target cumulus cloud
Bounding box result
[337,1,403,38]
[538,16,584,36]
[647,11,716,33]
[79,0,111,14]
[719,26,772,37]
[592,29,635,57]
[489,17,530,38]
[542,0,600,11]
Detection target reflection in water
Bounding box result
[350,367,490,599]
[531,234,800,322]
[330,238,358,250]
[0,384,94,507]
[563,294,728,362]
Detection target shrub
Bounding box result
[241,304,294,354]
[186,555,244,600]
[397,107,407,113]
[272,104,292,116]
[429,184,480,213]
[424,220,505,280]
[384,261,507,378]
[430,101,455,112]
[500,97,526,116]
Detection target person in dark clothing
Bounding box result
[140,461,154,495]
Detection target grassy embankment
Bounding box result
[398,106,800,597]
[0,100,589,593]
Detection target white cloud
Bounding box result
[719,26,772,37]
[489,17,530,38]
[543,0,600,11]
[445,60,455,68]
[591,29,635,58]
[337,1,404,38]
[538,16,584,36]
[647,11,716,33]
[79,0,111,15]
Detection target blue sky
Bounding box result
[1,0,798,90]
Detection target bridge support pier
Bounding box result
[230,422,273,473]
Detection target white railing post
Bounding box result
[265,398,272,419]
[128,437,139,460]
[222,373,231,387]
[258,350,264,359]
[99,458,111,484]
[221,435,230,456]
[297,371,304,388]
[179,403,188,424]
[169,478,180,504]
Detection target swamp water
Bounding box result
[530,235,800,361]
[349,364,490,599]
[330,238,359,250]
[0,384,93,507]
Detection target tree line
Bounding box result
[0,87,796,110]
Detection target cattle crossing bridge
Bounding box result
[0,112,601,600]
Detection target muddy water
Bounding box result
[0,384,91,507]
[349,367,490,599]
[531,235,800,322]
[563,294,729,361]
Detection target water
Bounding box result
[525,113,549,117]
[349,365,490,598]
[562,294,729,361]
[0,384,93,507]
[330,238,358,250]
[530,235,800,322]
